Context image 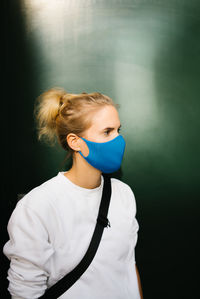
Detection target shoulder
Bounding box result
[6,174,66,244]
[110,177,137,213]
[14,174,61,217]
[111,177,135,196]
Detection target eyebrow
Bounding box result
[103,124,122,131]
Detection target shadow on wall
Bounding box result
[122,3,200,299]
[147,3,200,298]
[3,1,40,297]
[153,4,200,193]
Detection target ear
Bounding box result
[66,133,81,151]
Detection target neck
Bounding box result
[64,152,102,189]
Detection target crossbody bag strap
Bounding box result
[39,173,112,299]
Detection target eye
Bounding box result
[104,130,111,135]
[104,127,121,136]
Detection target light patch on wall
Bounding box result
[21,0,94,87]
[114,34,160,142]
[21,0,93,46]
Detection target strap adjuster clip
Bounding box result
[97,215,111,228]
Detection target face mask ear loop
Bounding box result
[76,135,90,157]
[72,134,83,154]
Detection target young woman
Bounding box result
[3,88,143,299]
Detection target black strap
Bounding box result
[39,173,112,299]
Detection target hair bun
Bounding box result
[34,87,67,143]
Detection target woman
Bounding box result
[3,88,143,299]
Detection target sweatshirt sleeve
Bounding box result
[3,201,55,299]
[126,185,140,263]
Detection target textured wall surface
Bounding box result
[3,1,200,298]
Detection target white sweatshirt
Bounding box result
[3,171,140,299]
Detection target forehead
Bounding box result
[90,105,120,128]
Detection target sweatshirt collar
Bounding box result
[58,171,104,196]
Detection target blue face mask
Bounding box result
[78,135,126,173]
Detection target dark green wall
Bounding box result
[3,1,200,298]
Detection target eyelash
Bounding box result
[105,127,121,135]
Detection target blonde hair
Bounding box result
[34,87,119,159]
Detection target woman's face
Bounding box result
[83,105,121,143]
[78,105,121,158]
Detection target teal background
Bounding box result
[3,1,200,298]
